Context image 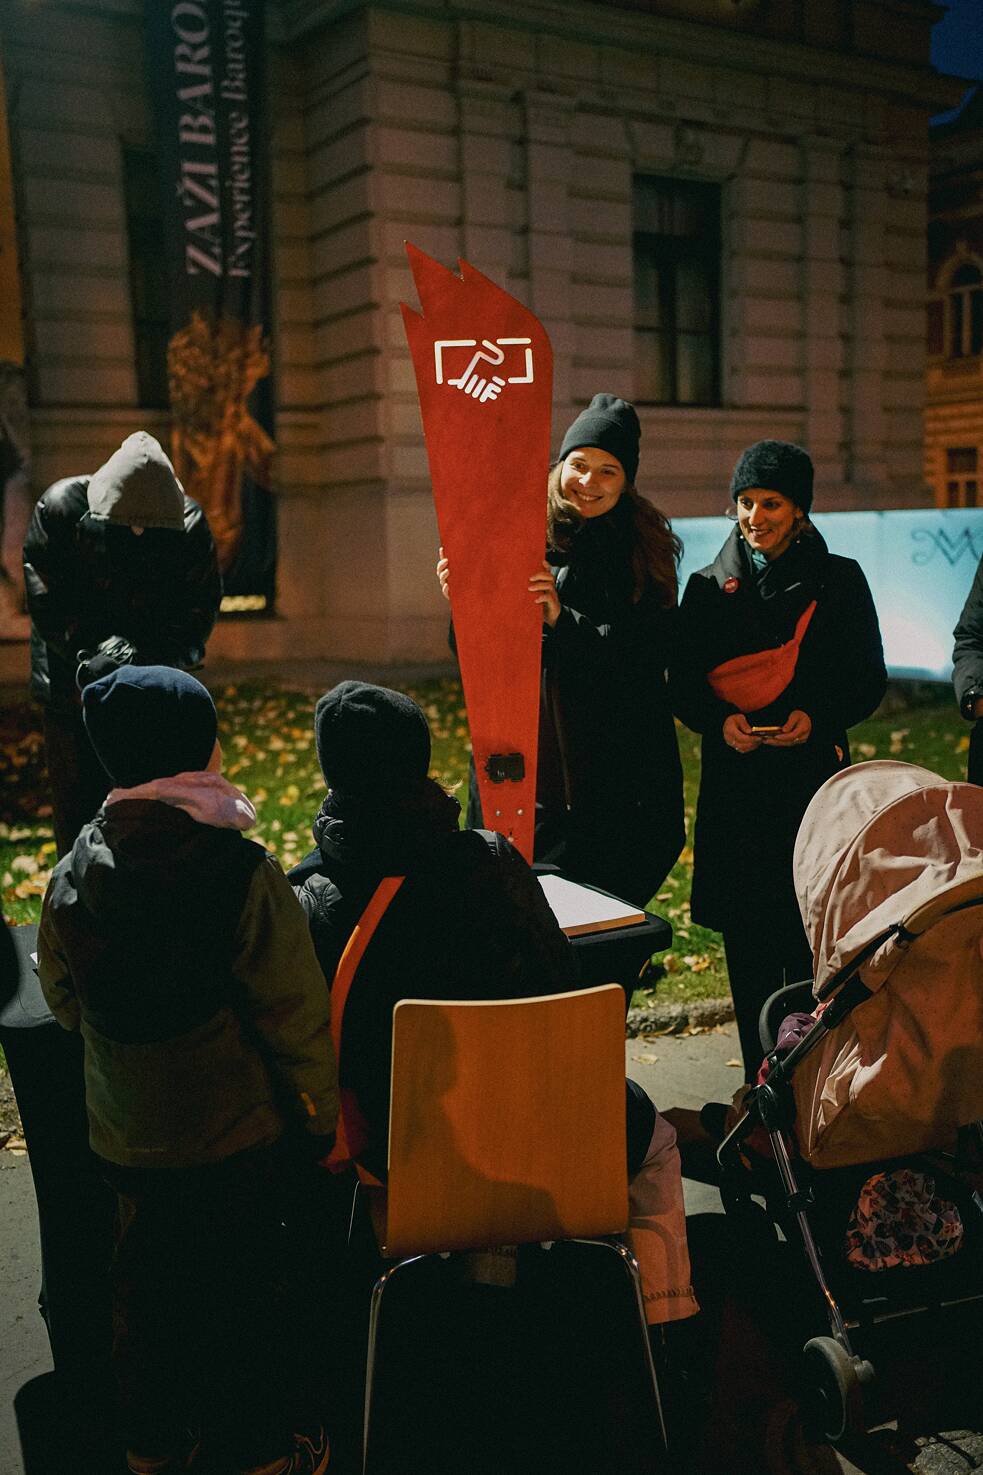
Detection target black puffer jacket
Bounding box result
[464,495,684,908]
[672,526,886,936]
[24,478,221,710]
[290,782,583,1179]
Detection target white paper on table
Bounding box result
[538,874,647,937]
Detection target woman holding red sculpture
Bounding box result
[438,393,685,909]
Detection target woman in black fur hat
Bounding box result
[671,440,886,1076]
[438,393,685,909]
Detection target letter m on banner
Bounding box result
[401,244,553,862]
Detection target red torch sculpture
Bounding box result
[401,244,553,862]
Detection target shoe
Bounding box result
[239,1426,330,1475]
[127,1429,201,1474]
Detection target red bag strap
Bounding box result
[325,875,405,1180]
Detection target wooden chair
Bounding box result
[360,983,665,1473]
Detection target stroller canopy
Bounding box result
[790,761,983,1168]
[794,760,983,998]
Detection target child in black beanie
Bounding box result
[38,665,338,1475]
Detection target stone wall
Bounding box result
[0,0,959,672]
[925,104,983,507]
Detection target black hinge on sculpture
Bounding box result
[484,752,525,783]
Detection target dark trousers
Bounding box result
[102,1146,311,1465]
[41,706,111,857]
[722,921,814,1081]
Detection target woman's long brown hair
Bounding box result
[546,462,682,607]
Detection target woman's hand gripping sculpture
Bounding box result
[437,546,561,629]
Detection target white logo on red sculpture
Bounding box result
[434,338,534,403]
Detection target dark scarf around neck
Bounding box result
[313,777,461,874]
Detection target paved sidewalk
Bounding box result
[2,1029,980,1475]
[0,1152,52,1475]
[0,1034,737,1475]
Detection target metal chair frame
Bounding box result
[356,986,666,1473]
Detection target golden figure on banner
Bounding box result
[167,310,276,571]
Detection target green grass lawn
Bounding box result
[1,681,973,1007]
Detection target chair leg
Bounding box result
[364,1239,668,1473]
[362,1254,426,1475]
[572,1237,668,1456]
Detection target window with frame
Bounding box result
[945,446,979,507]
[122,146,170,410]
[947,262,983,360]
[633,177,721,407]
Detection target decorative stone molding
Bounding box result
[673,122,704,167]
[522,87,575,143]
[456,76,515,133]
[886,161,915,198]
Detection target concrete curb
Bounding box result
[626,995,734,1037]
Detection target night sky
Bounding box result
[932,0,983,122]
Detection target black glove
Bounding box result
[75,636,136,690]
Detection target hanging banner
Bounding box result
[0,48,24,370]
[401,244,554,861]
[146,0,275,608]
[0,47,32,640]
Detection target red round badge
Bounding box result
[723,576,740,594]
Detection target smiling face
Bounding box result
[559,446,627,518]
[735,487,802,561]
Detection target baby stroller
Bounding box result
[718,760,983,1445]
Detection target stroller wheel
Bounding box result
[801,1336,874,1444]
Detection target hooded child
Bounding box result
[23,431,221,854]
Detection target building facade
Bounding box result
[0,0,958,668]
[926,87,983,508]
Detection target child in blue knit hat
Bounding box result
[38,665,337,1475]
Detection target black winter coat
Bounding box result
[23,478,221,710]
[952,552,983,784]
[290,784,580,1179]
[672,527,886,937]
[465,496,684,908]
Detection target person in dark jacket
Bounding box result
[438,394,684,908]
[672,441,886,1077]
[290,680,697,1329]
[38,666,336,1475]
[23,432,221,855]
[952,552,983,785]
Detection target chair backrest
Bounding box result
[382,984,629,1259]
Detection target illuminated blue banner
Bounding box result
[673,508,983,683]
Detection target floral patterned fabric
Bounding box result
[844,1168,964,1271]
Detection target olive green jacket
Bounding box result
[39,800,339,1168]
